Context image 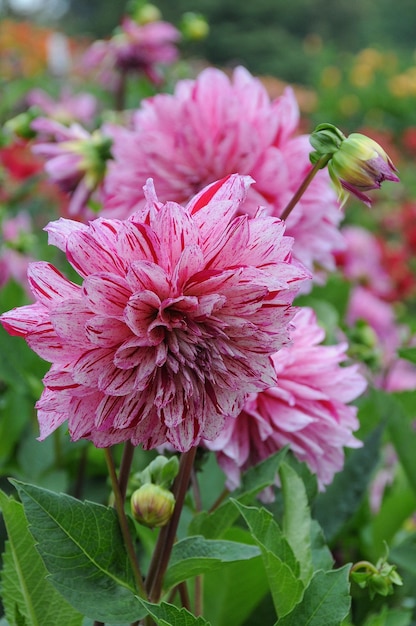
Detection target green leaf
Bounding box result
[233,501,303,618]
[389,391,416,495]
[313,425,383,541]
[202,528,268,626]
[164,535,260,588]
[276,566,351,626]
[136,599,210,625]
[11,480,146,624]
[0,490,82,626]
[280,462,313,583]
[398,347,416,364]
[310,520,334,572]
[391,533,416,576]
[362,605,413,626]
[189,449,288,539]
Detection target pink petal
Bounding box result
[82,273,131,316]
[124,291,161,337]
[0,303,49,337]
[44,217,88,252]
[27,262,81,307]
[85,316,131,347]
[72,348,115,386]
[127,260,171,299]
[66,219,126,277]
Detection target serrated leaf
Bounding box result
[189,449,288,539]
[313,425,383,541]
[276,566,351,626]
[164,535,260,588]
[232,501,303,618]
[137,599,210,625]
[11,480,146,624]
[280,462,313,583]
[0,491,82,626]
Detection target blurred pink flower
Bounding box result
[27,88,98,126]
[102,66,344,281]
[0,212,34,295]
[83,18,180,87]
[338,225,392,297]
[347,286,399,364]
[31,119,112,218]
[0,174,309,451]
[206,307,366,491]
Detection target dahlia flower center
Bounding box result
[149,296,198,334]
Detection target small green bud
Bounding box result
[133,454,179,489]
[131,483,175,528]
[4,107,40,140]
[134,3,162,24]
[180,12,210,41]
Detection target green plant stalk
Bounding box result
[146,446,198,602]
[118,440,136,501]
[104,447,147,599]
[280,154,331,221]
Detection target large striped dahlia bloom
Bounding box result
[206,307,366,490]
[102,66,345,281]
[0,175,309,451]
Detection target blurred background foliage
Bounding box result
[3,0,416,138]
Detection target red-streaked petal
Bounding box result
[50,298,92,342]
[85,316,131,347]
[124,291,160,337]
[82,273,131,316]
[0,303,49,337]
[72,348,115,386]
[66,220,125,277]
[126,260,171,299]
[27,262,81,307]
[44,217,88,251]
[98,364,138,396]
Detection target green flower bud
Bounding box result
[133,454,179,489]
[4,107,40,140]
[133,3,162,24]
[180,12,210,41]
[131,484,175,528]
[309,124,399,206]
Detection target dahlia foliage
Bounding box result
[0,9,412,626]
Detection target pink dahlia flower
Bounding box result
[0,174,309,451]
[102,66,345,281]
[31,119,112,218]
[206,307,366,491]
[83,18,180,87]
[27,88,98,126]
[338,226,392,298]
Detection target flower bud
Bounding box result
[133,3,162,24]
[309,123,399,206]
[180,13,210,41]
[4,108,40,140]
[131,484,175,528]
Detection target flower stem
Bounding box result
[350,560,379,575]
[104,447,146,599]
[146,446,197,602]
[118,440,136,501]
[280,154,331,222]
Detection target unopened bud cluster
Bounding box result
[309,123,399,206]
[130,455,179,529]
